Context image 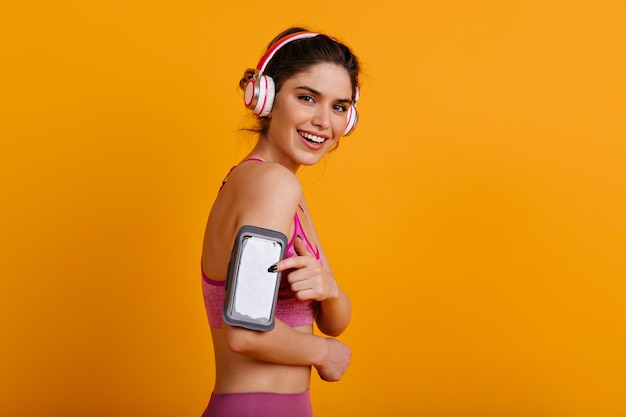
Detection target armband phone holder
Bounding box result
[223,225,287,331]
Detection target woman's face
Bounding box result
[264,62,353,171]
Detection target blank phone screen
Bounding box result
[231,236,283,323]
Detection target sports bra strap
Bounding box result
[220,157,265,191]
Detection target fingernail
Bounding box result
[267,264,278,273]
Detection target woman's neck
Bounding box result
[249,139,301,174]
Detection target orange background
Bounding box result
[2,1,625,416]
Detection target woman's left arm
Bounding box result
[273,237,352,337]
[314,276,352,337]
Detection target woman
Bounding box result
[200,27,361,417]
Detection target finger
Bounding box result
[267,236,313,273]
[291,286,322,301]
[267,255,307,273]
[293,235,311,257]
[288,269,315,288]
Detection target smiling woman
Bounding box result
[264,63,353,169]
[199,28,362,417]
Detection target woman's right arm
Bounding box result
[223,319,351,382]
[221,163,351,381]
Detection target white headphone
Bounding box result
[243,32,359,136]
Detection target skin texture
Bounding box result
[201,63,354,393]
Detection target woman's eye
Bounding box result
[299,95,314,103]
[333,104,347,112]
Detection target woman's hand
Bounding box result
[269,233,352,337]
[315,338,352,382]
[271,236,339,301]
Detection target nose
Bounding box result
[312,107,330,130]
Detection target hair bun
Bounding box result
[239,69,256,91]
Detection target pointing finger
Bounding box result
[267,236,312,272]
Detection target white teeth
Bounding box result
[299,131,325,144]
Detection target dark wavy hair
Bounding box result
[239,27,361,135]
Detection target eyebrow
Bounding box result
[295,86,353,104]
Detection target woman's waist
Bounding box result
[213,360,311,394]
[210,326,313,393]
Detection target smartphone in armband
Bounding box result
[222,225,288,332]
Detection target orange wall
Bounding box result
[2,1,625,416]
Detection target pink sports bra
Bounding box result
[201,158,320,328]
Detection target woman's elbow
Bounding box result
[317,322,348,338]
[224,325,257,354]
[324,329,344,338]
[316,311,351,337]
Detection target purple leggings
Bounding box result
[201,390,313,417]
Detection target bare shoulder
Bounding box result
[249,162,300,189]
[231,162,300,198]
[226,162,302,232]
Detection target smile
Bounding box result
[298,130,326,144]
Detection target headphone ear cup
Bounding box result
[243,75,275,117]
[243,78,258,111]
[343,105,359,136]
[257,75,275,117]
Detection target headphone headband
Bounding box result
[256,32,319,75]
